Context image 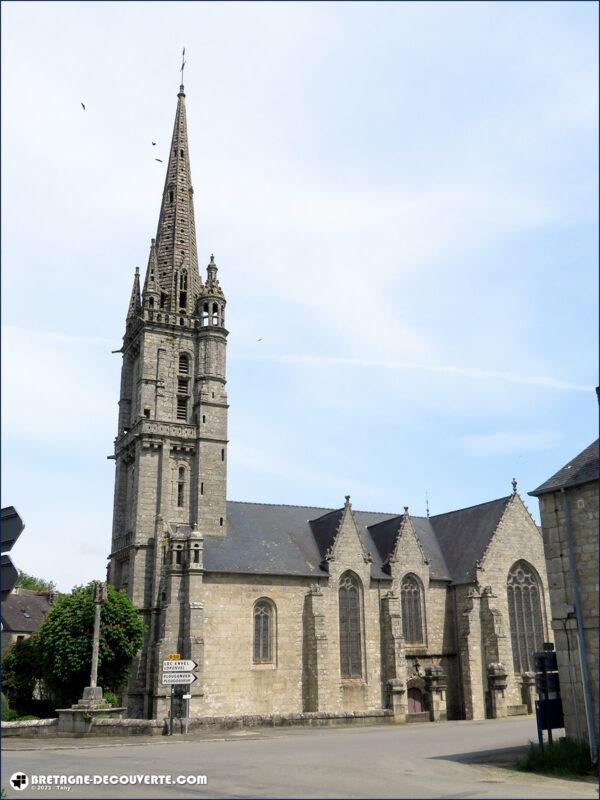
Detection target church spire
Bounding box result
[153,82,201,313]
[126,267,141,322]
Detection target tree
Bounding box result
[35,583,145,708]
[1,637,54,717]
[15,570,56,592]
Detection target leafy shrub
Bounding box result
[103,691,119,707]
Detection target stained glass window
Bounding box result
[339,572,363,678]
[253,600,273,664]
[507,561,545,673]
[401,574,424,644]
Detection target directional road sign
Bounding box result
[162,659,198,673]
[162,672,197,685]
[1,507,25,552]
[1,507,24,599]
[1,555,18,600]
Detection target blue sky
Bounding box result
[2,1,598,591]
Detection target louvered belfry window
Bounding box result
[401,574,424,643]
[507,561,545,673]
[253,600,273,664]
[339,572,362,678]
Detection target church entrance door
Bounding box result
[407,686,424,714]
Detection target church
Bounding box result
[107,82,551,724]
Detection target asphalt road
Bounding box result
[2,717,597,799]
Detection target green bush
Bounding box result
[517,737,593,777]
[2,638,41,713]
[1,692,17,721]
[103,691,119,707]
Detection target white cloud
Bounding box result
[239,353,593,393]
[460,429,563,457]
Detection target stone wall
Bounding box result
[536,481,598,745]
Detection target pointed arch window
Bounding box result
[339,571,363,678]
[401,574,424,644]
[253,599,275,664]
[507,561,545,674]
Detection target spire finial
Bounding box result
[425,491,430,518]
[511,478,517,494]
[344,494,351,506]
[180,46,186,91]
[404,505,409,515]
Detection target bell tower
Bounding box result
[108,81,228,717]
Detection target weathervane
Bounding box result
[180,47,186,86]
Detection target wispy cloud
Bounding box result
[238,353,594,393]
[461,429,563,457]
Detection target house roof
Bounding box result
[529,440,599,497]
[0,589,53,634]
[427,496,512,584]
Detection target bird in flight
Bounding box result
[155,158,163,163]
[81,102,86,111]
[257,338,263,342]
[152,141,156,146]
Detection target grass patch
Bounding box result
[516,737,594,778]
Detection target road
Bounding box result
[2,717,596,799]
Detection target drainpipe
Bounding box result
[561,488,597,761]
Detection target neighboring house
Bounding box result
[0,588,54,655]
[529,439,599,753]
[106,79,552,723]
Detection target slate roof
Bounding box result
[203,502,456,582]
[529,440,599,497]
[0,589,53,633]
[204,502,391,580]
[428,496,511,584]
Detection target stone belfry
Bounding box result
[108,81,228,718]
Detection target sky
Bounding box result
[1,1,598,592]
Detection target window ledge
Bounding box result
[251,663,277,671]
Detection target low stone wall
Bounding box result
[1,718,59,737]
[93,718,165,736]
[177,709,394,734]
[1,709,394,738]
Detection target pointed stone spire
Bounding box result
[126,267,141,322]
[154,83,202,311]
[142,239,160,306]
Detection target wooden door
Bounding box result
[408,686,423,714]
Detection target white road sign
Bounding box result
[161,672,197,685]
[162,659,198,673]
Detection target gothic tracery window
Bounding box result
[339,571,363,678]
[401,574,424,644]
[253,599,274,664]
[507,560,545,674]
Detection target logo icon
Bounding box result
[10,773,29,791]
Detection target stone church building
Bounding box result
[108,83,551,723]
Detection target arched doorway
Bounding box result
[408,686,424,714]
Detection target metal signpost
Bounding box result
[162,655,197,735]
